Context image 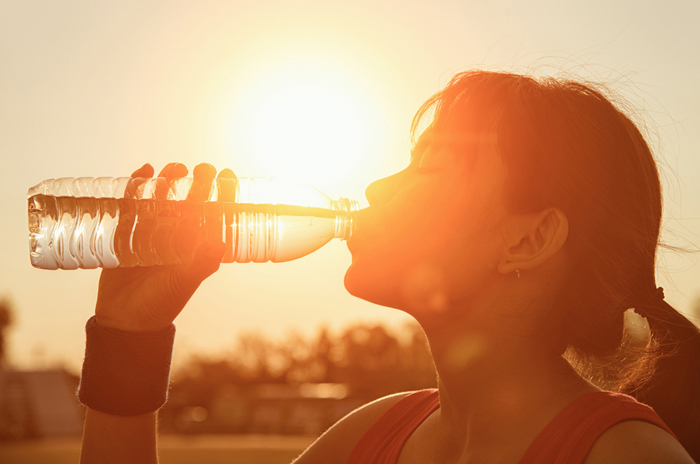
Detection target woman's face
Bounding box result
[344,129,509,314]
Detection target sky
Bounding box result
[1,0,699,371]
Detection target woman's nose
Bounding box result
[365,171,404,206]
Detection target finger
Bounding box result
[194,163,217,184]
[216,168,237,203]
[156,163,189,200]
[158,162,189,182]
[131,163,154,179]
[217,168,237,179]
[187,163,217,201]
[171,240,225,300]
[126,164,154,199]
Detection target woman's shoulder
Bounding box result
[583,420,695,464]
[291,390,417,464]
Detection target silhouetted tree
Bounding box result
[170,321,435,401]
[162,322,437,433]
[0,298,14,366]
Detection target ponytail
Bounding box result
[619,288,700,460]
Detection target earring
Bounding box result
[516,270,521,279]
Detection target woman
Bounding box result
[79,71,699,463]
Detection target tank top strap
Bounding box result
[518,391,677,464]
[347,389,440,464]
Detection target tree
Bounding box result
[0,297,14,366]
[169,321,436,401]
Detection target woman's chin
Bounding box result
[343,263,376,301]
[343,263,403,309]
[344,258,457,318]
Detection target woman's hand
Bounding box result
[94,162,227,332]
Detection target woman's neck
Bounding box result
[417,318,598,463]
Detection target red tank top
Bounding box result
[347,389,677,464]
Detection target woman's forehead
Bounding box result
[411,127,434,162]
[412,126,500,166]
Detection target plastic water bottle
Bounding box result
[27,176,358,270]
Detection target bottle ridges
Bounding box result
[28,195,341,269]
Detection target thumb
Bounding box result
[172,240,225,299]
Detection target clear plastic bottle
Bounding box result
[27,176,358,270]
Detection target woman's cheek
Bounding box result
[344,178,468,306]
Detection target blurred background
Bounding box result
[1,0,699,462]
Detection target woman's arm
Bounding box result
[583,421,696,464]
[79,163,225,464]
[81,410,158,464]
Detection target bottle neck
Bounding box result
[332,198,359,241]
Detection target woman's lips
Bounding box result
[346,231,363,255]
[347,207,374,255]
[347,205,396,257]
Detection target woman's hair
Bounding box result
[411,70,700,458]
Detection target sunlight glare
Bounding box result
[226,60,384,190]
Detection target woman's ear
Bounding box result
[497,208,569,275]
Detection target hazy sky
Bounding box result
[1,0,699,371]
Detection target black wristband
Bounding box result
[77,316,176,416]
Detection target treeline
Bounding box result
[161,322,437,429]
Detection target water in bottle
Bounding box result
[27,176,358,270]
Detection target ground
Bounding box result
[0,434,316,464]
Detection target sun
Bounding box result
[224,59,385,191]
